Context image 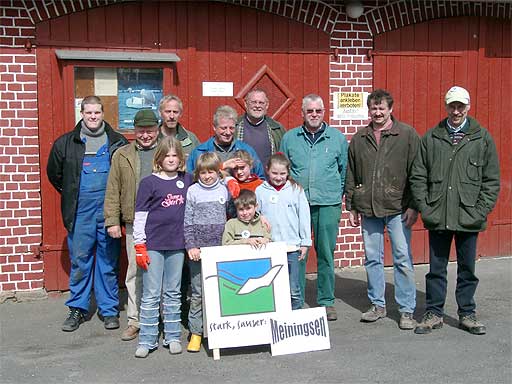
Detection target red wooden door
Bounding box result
[37,2,330,290]
[373,16,511,265]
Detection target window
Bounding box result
[74,67,163,130]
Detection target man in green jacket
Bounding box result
[281,94,348,321]
[104,109,160,341]
[410,86,500,335]
[235,89,286,167]
[345,89,419,330]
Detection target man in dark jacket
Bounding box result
[235,89,286,167]
[47,96,128,332]
[345,89,420,330]
[410,86,500,335]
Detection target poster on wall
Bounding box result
[201,242,291,350]
[333,92,369,120]
[117,68,163,129]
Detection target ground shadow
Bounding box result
[304,273,459,326]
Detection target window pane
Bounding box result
[74,67,163,130]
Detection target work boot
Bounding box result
[459,314,486,335]
[62,307,85,332]
[414,311,443,334]
[187,334,202,353]
[104,316,120,330]
[399,312,416,330]
[121,325,139,341]
[361,305,386,322]
[326,306,338,321]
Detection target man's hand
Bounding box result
[299,246,308,261]
[402,208,418,228]
[134,244,150,270]
[348,210,360,227]
[188,248,201,261]
[107,225,122,239]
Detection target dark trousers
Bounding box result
[426,230,479,317]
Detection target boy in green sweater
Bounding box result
[222,190,271,247]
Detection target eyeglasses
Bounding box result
[305,109,324,114]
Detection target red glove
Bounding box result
[135,244,150,270]
[225,177,240,198]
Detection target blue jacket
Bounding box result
[280,123,348,206]
[256,181,312,249]
[186,137,265,178]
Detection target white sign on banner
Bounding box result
[201,242,291,350]
[202,81,234,97]
[269,307,331,356]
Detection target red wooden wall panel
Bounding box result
[36,1,330,290]
[374,16,511,265]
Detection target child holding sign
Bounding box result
[255,153,312,310]
[184,152,230,352]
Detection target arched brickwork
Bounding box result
[365,0,511,36]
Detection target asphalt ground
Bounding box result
[1,257,511,384]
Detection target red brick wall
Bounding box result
[0,43,42,291]
[0,0,509,291]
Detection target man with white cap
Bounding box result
[410,86,500,335]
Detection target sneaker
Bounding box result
[187,334,202,353]
[121,325,139,341]
[459,314,486,335]
[104,316,120,330]
[326,306,338,321]
[361,305,386,322]
[169,341,182,355]
[135,346,149,358]
[414,311,443,334]
[62,308,85,332]
[399,312,416,330]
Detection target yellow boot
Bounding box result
[187,334,202,353]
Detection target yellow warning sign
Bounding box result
[333,92,369,120]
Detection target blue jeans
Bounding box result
[138,250,184,350]
[288,251,302,310]
[362,214,416,313]
[188,260,203,335]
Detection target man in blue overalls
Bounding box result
[47,96,128,332]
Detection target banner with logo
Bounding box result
[201,242,291,350]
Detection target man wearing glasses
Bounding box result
[280,94,348,321]
[235,89,286,167]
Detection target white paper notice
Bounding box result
[94,68,117,96]
[202,82,233,97]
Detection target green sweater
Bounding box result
[222,213,271,245]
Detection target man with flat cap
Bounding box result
[410,86,500,335]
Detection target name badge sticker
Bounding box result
[176,180,185,189]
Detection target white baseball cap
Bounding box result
[445,86,470,105]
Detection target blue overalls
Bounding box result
[65,141,121,317]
